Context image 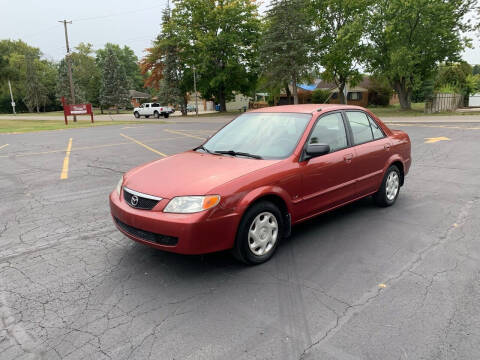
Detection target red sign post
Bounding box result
[61,96,94,124]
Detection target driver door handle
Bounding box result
[344,153,353,163]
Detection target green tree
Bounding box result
[311,0,370,104]
[56,58,85,104]
[96,44,142,90]
[23,55,47,112]
[435,62,472,93]
[260,0,315,104]
[99,48,129,113]
[142,8,190,114]
[71,43,102,106]
[473,65,480,75]
[366,0,476,110]
[171,0,261,111]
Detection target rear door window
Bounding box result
[346,111,374,145]
[368,115,385,139]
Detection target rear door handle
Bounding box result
[344,153,353,163]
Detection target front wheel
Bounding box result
[134,111,140,119]
[233,201,283,265]
[374,165,401,207]
[154,111,160,119]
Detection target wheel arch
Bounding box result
[387,158,405,186]
[236,187,292,238]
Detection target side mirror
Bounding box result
[304,143,330,160]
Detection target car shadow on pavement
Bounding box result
[118,196,377,274]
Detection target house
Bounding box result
[315,78,371,107]
[129,90,150,108]
[226,93,251,111]
[277,77,373,107]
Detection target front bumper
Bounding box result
[109,191,239,255]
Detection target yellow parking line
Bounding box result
[120,133,167,157]
[0,144,8,150]
[0,137,183,159]
[60,138,72,180]
[164,129,207,140]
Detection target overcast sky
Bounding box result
[1,0,479,65]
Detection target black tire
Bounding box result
[154,111,160,119]
[163,113,169,118]
[134,111,140,119]
[233,201,284,265]
[374,165,401,207]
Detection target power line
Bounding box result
[73,4,166,22]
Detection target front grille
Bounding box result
[123,189,160,210]
[114,217,178,246]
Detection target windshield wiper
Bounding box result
[214,150,263,159]
[194,145,213,154]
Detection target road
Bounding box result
[0,117,479,359]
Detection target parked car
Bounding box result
[133,103,173,119]
[110,104,411,264]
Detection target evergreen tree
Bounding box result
[260,0,315,104]
[99,48,129,113]
[56,58,85,105]
[96,44,142,90]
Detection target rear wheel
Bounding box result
[163,113,169,118]
[374,165,401,207]
[134,111,140,118]
[154,111,160,119]
[233,201,283,265]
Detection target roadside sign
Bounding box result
[61,96,94,124]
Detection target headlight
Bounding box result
[115,176,123,196]
[164,195,221,213]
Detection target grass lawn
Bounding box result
[0,119,165,134]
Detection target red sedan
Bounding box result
[110,104,411,264]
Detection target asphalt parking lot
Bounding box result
[1,117,480,360]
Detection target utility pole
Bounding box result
[193,65,198,117]
[58,20,77,121]
[8,80,16,115]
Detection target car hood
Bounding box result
[123,151,280,199]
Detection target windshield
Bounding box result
[202,112,311,159]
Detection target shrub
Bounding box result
[311,89,331,103]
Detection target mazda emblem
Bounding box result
[130,195,139,207]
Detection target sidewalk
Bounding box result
[381,114,480,123]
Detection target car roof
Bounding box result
[250,104,366,114]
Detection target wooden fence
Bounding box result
[425,93,463,113]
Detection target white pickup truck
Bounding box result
[133,103,174,119]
